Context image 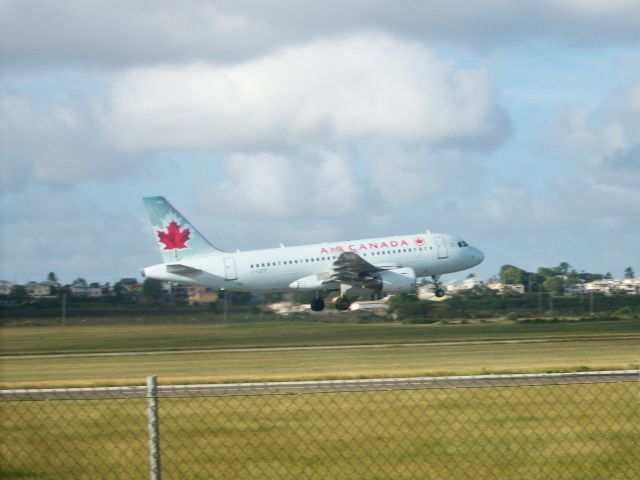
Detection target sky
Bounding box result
[1,0,639,285]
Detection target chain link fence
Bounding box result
[2,371,638,479]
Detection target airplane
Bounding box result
[140,196,485,311]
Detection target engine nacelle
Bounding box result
[365,267,416,293]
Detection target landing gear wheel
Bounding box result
[335,296,351,311]
[431,275,445,298]
[310,298,325,312]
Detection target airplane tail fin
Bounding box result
[143,196,225,262]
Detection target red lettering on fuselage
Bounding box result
[319,238,415,255]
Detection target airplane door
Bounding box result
[224,257,237,280]
[434,236,449,259]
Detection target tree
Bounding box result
[47,272,58,283]
[624,267,635,279]
[557,262,572,276]
[387,293,430,317]
[528,273,546,291]
[543,276,564,294]
[142,278,164,302]
[466,273,476,279]
[9,285,30,302]
[499,265,526,285]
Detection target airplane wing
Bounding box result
[328,252,385,283]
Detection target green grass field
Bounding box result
[2,382,638,479]
[1,319,638,388]
[2,318,638,355]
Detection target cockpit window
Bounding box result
[459,240,469,247]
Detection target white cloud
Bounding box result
[551,78,640,194]
[472,80,640,238]
[203,151,363,219]
[0,93,145,192]
[2,1,639,68]
[0,190,155,283]
[104,33,509,151]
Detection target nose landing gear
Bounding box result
[432,275,446,298]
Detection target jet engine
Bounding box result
[364,267,416,293]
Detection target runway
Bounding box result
[3,334,638,360]
[2,370,636,400]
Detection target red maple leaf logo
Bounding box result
[414,237,425,246]
[157,221,190,250]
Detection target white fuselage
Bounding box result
[142,232,484,292]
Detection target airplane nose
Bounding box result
[470,247,485,266]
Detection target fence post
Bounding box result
[147,375,161,480]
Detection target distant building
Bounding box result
[584,280,617,295]
[0,280,13,295]
[269,301,310,315]
[487,282,525,294]
[188,286,219,305]
[70,281,103,297]
[445,277,485,293]
[580,278,639,295]
[564,282,586,295]
[620,278,640,294]
[24,281,53,298]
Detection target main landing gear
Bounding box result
[310,296,351,312]
[310,291,352,312]
[432,275,446,298]
[310,297,325,312]
[334,296,351,311]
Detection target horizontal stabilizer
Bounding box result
[166,264,203,277]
